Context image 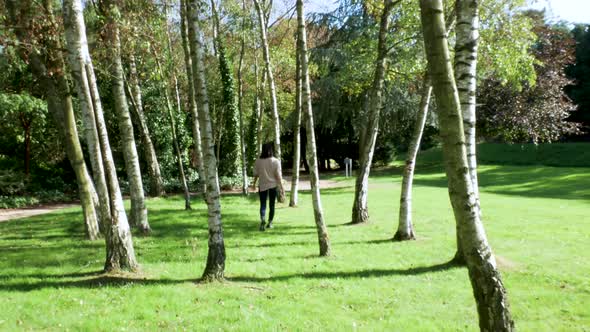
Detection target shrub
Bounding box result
[218,176,242,191]
[0,195,39,209]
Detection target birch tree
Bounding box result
[126,51,165,198]
[351,0,396,224]
[419,1,513,329]
[452,0,481,263]
[237,0,249,195]
[180,0,206,194]
[289,35,302,208]
[161,1,192,209]
[297,0,330,256]
[394,77,432,241]
[188,0,226,280]
[60,0,139,269]
[4,0,102,241]
[154,51,192,210]
[395,13,455,241]
[253,0,281,160]
[100,0,149,231]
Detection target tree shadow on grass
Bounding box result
[0,261,461,292]
[228,261,461,283]
[0,275,196,292]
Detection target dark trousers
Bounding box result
[259,187,277,222]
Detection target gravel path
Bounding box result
[0,175,350,223]
[0,204,78,223]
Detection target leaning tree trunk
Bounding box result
[419,1,514,330]
[350,0,395,224]
[62,0,113,238]
[253,0,281,160]
[127,52,165,198]
[297,0,331,257]
[9,0,102,241]
[62,0,139,269]
[180,0,206,195]
[289,37,302,208]
[237,3,249,195]
[394,76,432,241]
[161,2,192,210]
[396,14,455,242]
[452,0,481,264]
[154,54,192,210]
[189,0,226,281]
[100,0,149,232]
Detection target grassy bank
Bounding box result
[415,142,590,167]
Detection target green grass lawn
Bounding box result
[1,160,589,330]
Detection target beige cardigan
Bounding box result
[254,157,282,192]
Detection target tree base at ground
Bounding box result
[450,250,466,265]
[393,230,416,241]
[201,242,226,282]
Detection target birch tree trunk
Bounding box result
[297,0,330,256]
[100,0,149,232]
[161,1,192,209]
[24,48,101,240]
[289,36,302,208]
[255,54,266,155]
[253,0,281,160]
[396,15,455,241]
[350,0,395,224]
[452,0,481,264]
[189,0,226,280]
[153,53,192,210]
[238,1,249,195]
[180,0,206,195]
[394,76,432,241]
[61,0,139,270]
[9,0,102,241]
[419,1,513,330]
[62,0,112,238]
[127,52,165,198]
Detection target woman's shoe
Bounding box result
[266,221,273,229]
[259,221,266,231]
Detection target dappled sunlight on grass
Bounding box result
[0,163,589,330]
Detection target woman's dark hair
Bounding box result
[259,142,274,159]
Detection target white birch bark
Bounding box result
[189,0,225,280]
[255,53,266,155]
[100,0,149,232]
[62,0,111,238]
[396,15,455,242]
[238,2,249,195]
[297,0,330,256]
[419,1,513,330]
[394,76,432,241]
[289,37,302,208]
[351,0,395,224]
[453,0,481,263]
[161,1,192,209]
[180,0,206,195]
[253,0,281,160]
[127,52,165,198]
[63,0,139,270]
[153,52,192,210]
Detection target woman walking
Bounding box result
[252,142,284,231]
